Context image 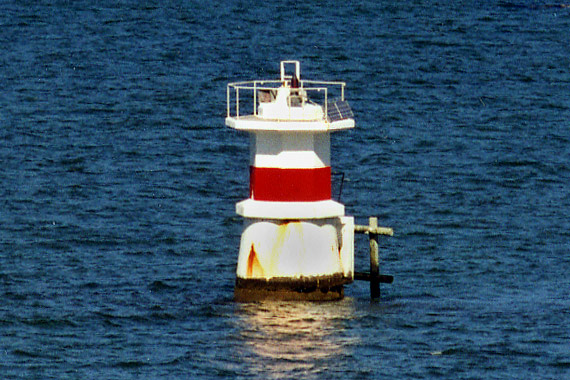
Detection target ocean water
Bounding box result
[1,0,570,379]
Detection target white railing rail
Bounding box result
[226,79,347,119]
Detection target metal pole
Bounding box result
[236,87,239,117]
[227,85,230,117]
[369,217,380,299]
[253,82,257,116]
[324,89,328,120]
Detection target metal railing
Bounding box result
[226,79,347,120]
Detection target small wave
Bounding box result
[22,316,77,328]
[114,360,149,369]
[550,360,570,368]
[149,280,177,292]
[491,159,541,169]
[12,349,43,359]
[430,347,462,356]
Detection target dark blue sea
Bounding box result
[2,0,570,378]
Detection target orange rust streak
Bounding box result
[246,244,263,278]
[259,221,301,276]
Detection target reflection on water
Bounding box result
[233,298,360,378]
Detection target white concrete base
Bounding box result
[236,217,354,281]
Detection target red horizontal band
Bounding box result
[250,166,331,201]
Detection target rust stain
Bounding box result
[275,221,291,243]
[270,222,290,274]
[246,244,263,278]
[269,220,303,275]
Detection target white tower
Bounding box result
[226,61,355,301]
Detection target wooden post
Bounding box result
[353,218,393,298]
[369,217,380,299]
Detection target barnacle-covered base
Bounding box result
[234,274,351,302]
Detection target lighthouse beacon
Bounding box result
[226,61,355,301]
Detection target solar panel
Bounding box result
[326,100,354,122]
